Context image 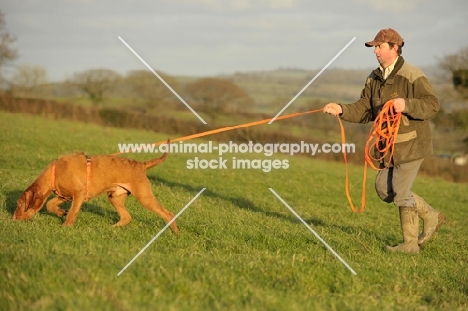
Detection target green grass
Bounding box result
[1,111,467,310]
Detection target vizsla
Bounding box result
[13,144,178,232]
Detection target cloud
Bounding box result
[165,0,295,11]
[261,0,295,9]
[2,0,466,81]
[354,0,427,12]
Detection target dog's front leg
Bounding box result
[46,196,68,217]
[62,192,86,226]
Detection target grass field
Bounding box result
[1,111,467,310]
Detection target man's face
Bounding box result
[373,42,398,68]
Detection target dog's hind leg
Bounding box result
[131,179,179,233]
[46,196,68,217]
[107,189,131,227]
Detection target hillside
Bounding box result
[1,111,467,310]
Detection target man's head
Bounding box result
[365,28,404,48]
[365,28,404,68]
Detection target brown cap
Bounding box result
[365,28,404,47]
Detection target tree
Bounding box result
[0,11,18,86]
[438,46,468,97]
[185,78,254,123]
[11,64,48,97]
[69,68,120,105]
[124,70,180,111]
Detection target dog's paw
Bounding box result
[57,209,68,217]
[170,224,180,234]
[112,219,131,227]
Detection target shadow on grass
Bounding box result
[4,190,22,214]
[149,176,395,245]
[152,176,328,226]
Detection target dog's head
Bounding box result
[13,184,41,220]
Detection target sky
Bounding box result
[2,0,468,82]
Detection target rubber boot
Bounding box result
[413,193,445,246]
[386,206,420,254]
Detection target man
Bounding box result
[323,28,445,254]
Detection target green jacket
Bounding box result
[339,57,440,165]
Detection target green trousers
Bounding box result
[374,158,424,207]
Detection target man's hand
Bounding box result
[393,98,406,113]
[323,103,342,116]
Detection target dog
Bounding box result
[13,143,178,232]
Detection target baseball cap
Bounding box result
[365,28,404,47]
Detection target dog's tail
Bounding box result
[144,139,170,169]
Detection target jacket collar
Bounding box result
[373,57,405,83]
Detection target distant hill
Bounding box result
[215,68,371,113]
[17,65,460,114]
[217,66,459,113]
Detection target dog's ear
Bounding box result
[13,183,41,220]
[24,184,39,212]
[13,188,31,219]
[15,193,26,212]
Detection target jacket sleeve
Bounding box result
[403,76,440,120]
[339,78,374,124]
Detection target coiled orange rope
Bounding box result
[338,99,401,212]
[364,99,401,170]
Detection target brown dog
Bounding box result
[13,146,178,232]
